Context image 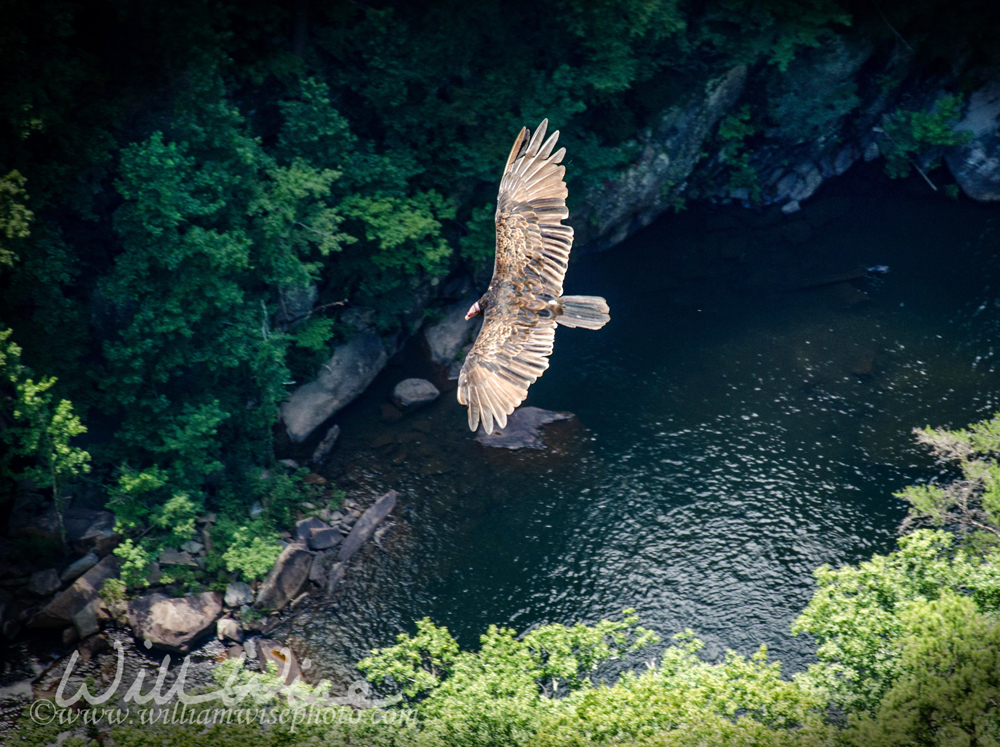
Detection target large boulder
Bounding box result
[946,80,1000,202]
[60,552,99,584]
[294,517,326,542]
[224,581,254,607]
[476,407,574,450]
[64,508,121,556]
[29,555,119,628]
[255,542,313,612]
[423,295,483,365]
[573,65,747,250]
[392,378,440,408]
[128,591,222,653]
[307,526,342,551]
[280,331,389,442]
[339,491,397,563]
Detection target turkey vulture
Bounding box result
[458,120,610,435]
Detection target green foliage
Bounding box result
[107,466,169,533]
[793,528,1000,715]
[766,38,861,144]
[0,170,32,269]
[113,538,155,589]
[99,576,126,607]
[879,94,972,179]
[151,492,200,546]
[717,105,762,202]
[220,524,283,581]
[0,328,89,521]
[899,413,1000,542]
[844,592,1000,747]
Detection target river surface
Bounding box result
[280,165,1000,687]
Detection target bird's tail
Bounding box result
[556,295,610,330]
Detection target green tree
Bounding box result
[0,328,90,539]
[846,593,1000,747]
[793,529,1000,715]
[897,413,1000,543]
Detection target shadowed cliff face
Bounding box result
[276,165,1000,688]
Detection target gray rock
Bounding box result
[72,602,100,639]
[308,554,327,587]
[279,458,300,469]
[250,502,264,518]
[325,561,346,598]
[29,555,119,628]
[128,591,223,653]
[423,295,483,365]
[64,508,121,556]
[28,569,61,596]
[946,80,1000,201]
[307,527,342,551]
[60,553,99,584]
[159,548,198,567]
[863,141,880,162]
[225,581,254,607]
[781,199,801,214]
[280,331,389,442]
[574,65,748,251]
[216,617,243,643]
[476,407,574,450]
[181,540,204,555]
[311,424,341,465]
[392,378,440,408]
[294,517,326,542]
[834,145,857,175]
[339,491,397,563]
[255,543,313,612]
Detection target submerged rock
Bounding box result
[338,491,397,563]
[281,331,389,442]
[311,424,341,464]
[393,378,440,408]
[255,638,303,685]
[946,80,1000,202]
[128,591,222,653]
[476,407,574,450]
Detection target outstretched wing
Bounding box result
[458,119,574,434]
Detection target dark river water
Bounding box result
[280,165,1000,687]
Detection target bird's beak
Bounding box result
[465,301,481,321]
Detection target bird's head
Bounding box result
[465,300,482,321]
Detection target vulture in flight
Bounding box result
[458,120,610,434]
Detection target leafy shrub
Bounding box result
[221,524,283,581]
[878,94,971,180]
